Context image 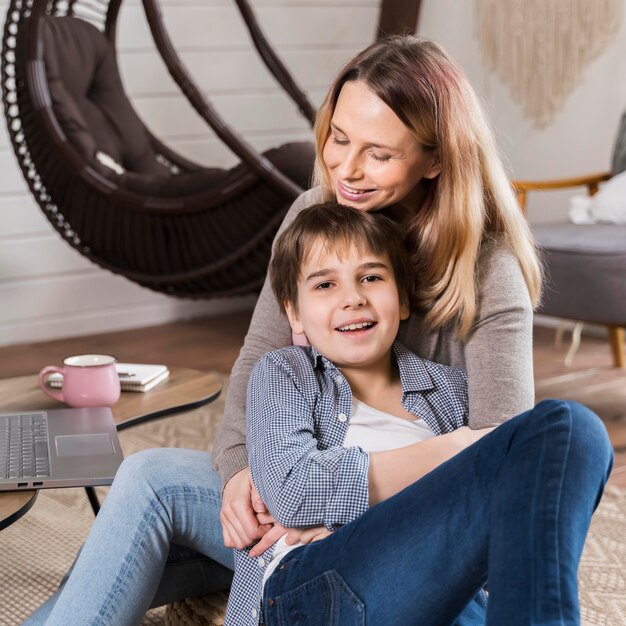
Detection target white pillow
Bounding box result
[589,170,626,224]
[96,151,125,175]
[568,195,593,224]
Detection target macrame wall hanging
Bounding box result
[475,0,623,127]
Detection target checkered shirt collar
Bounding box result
[309,340,434,394]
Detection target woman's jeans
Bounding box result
[24,449,234,625]
[262,400,613,626]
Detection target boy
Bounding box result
[225,202,477,625]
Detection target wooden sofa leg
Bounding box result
[608,326,625,368]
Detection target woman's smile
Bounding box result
[337,181,377,204]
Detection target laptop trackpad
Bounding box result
[55,433,114,456]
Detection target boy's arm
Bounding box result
[367,426,493,504]
[248,424,493,556]
[247,354,370,530]
[247,349,489,529]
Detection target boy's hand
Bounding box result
[221,468,273,549]
[249,523,288,557]
[285,526,333,545]
[450,426,495,452]
[249,524,333,557]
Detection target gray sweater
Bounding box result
[213,187,534,486]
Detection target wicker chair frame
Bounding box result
[1,0,316,298]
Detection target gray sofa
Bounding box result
[514,112,626,367]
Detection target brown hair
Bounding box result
[313,36,541,336]
[270,202,413,313]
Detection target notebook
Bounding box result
[0,407,124,491]
[48,363,170,393]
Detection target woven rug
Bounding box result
[2,377,625,625]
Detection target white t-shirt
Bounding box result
[262,397,435,586]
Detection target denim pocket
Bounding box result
[265,570,365,626]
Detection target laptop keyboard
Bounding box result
[0,413,50,479]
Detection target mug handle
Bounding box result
[38,366,65,403]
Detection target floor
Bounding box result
[0,312,624,487]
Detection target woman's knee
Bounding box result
[115,447,172,481]
[113,448,220,499]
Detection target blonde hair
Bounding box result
[313,36,541,337]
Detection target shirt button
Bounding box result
[338,412,347,422]
[251,608,258,619]
[257,557,266,568]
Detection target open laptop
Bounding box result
[0,407,124,491]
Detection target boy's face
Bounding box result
[285,239,409,372]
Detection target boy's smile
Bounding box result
[285,240,409,377]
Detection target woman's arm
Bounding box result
[213,187,324,487]
[213,188,324,550]
[464,242,535,428]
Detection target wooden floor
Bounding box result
[0,313,624,487]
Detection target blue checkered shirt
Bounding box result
[224,341,468,625]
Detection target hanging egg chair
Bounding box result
[1,0,316,298]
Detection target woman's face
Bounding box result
[322,80,440,213]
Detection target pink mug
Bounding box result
[39,354,121,407]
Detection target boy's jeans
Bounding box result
[25,399,611,626]
[262,400,613,626]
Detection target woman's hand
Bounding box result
[221,468,273,549]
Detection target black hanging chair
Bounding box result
[0,0,318,298]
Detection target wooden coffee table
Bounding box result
[0,367,222,530]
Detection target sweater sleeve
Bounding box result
[465,242,535,428]
[212,187,324,487]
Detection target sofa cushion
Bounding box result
[533,223,626,254]
[533,223,626,325]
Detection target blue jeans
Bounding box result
[24,448,233,625]
[262,400,613,626]
[24,455,487,626]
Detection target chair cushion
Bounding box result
[115,141,315,197]
[43,16,171,176]
[533,223,626,325]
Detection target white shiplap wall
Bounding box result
[0,0,379,347]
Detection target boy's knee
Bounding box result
[532,399,613,471]
[567,401,613,469]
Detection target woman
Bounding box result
[30,35,544,624]
[216,34,541,555]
